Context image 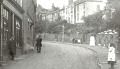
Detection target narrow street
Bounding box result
[2,41,99,69]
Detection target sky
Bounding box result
[37,0,69,9]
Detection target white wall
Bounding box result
[76,4,84,23]
[85,2,106,16]
[42,0,107,24]
[75,1,106,24]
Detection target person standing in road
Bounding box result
[72,38,75,43]
[7,36,16,60]
[107,43,116,69]
[36,35,42,53]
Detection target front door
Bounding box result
[2,6,13,60]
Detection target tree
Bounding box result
[104,0,120,30]
[47,20,68,34]
[105,0,120,51]
[83,11,107,34]
[34,20,49,33]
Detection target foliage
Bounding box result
[35,19,73,34]
[47,20,72,34]
[106,0,120,33]
[107,10,120,30]
[83,11,107,34]
[107,0,120,51]
[82,0,120,34]
[34,20,49,33]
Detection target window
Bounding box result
[28,18,33,30]
[63,10,64,13]
[28,18,30,30]
[3,8,9,20]
[3,21,8,40]
[77,5,79,12]
[71,10,73,13]
[16,20,20,30]
[77,13,79,21]
[66,9,67,14]
[14,0,22,7]
[97,5,100,11]
[71,15,73,22]
[20,0,22,7]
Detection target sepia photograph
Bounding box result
[0,0,120,69]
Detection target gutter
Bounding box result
[7,0,24,14]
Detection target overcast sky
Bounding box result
[37,0,70,9]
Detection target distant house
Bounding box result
[39,0,107,24]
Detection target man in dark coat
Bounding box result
[36,35,42,53]
[7,36,16,60]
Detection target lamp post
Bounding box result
[77,32,79,38]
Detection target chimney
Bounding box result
[69,0,73,5]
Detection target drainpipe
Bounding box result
[0,0,3,65]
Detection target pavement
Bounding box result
[0,52,34,66]
[72,44,120,69]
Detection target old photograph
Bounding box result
[0,0,120,69]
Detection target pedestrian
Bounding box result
[7,36,16,60]
[72,38,75,43]
[107,43,116,69]
[36,35,42,53]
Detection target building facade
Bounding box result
[22,0,37,46]
[40,0,107,24]
[75,0,106,23]
[0,0,24,62]
[0,0,37,63]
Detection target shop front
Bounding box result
[0,0,24,63]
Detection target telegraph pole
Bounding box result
[62,25,64,42]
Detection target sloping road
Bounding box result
[2,41,100,69]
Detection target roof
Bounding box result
[74,0,105,6]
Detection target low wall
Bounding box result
[96,34,118,48]
[41,33,118,48]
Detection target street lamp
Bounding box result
[77,32,79,37]
[62,25,64,42]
